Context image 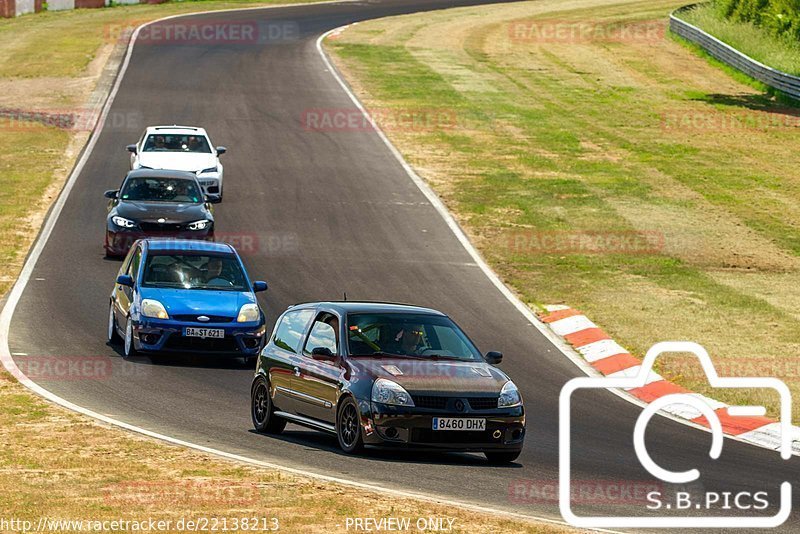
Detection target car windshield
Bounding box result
[346,313,482,361]
[142,133,211,153]
[141,253,247,291]
[120,177,202,203]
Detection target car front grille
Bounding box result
[139,222,184,232]
[163,335,238,352]
[171,314,234,323]
[410,395,500,411]
[411,395,449,410]
[467,397,499,410]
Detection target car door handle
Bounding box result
[293,366,300,377]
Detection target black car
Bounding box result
[250,302,525,463]
[104,169,218,257]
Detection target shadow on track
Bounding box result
[105,342,256,370]
[246,429,524,468]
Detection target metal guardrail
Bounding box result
[670,4,800,100]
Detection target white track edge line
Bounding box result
[316,25,797,460]
[0,4,610,532]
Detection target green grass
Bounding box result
[329,0,800,415]
[679,3,800,76]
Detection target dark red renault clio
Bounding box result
[250,302,525,463]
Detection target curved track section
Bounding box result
[6,0,799,524]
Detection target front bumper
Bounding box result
[361,401,525,452]
[197,172,222,195]
[105,227,214,256]
[131,317,265,356]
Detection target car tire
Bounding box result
[107,303,121,344]
[336,396,364,454]
[251,376,286,434]
[484,451,521,464]
[123,316,138,359]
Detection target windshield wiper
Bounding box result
[418,354,468,361]
[351,352,467,361]
[350,351,416,359]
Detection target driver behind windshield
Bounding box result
[385,324,427,355]
[204,257,233,287]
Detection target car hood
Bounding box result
[139,287,254,318]
[114,201,209,223]
[138,152,216,172]
[350,359,509,395]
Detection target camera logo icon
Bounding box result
[559,341,793,528]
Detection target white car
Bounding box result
[127,125,226,200]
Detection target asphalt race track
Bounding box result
[8,0,800,526]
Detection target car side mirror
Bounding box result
[104,189,119,199]
[205,194,222,204]
[311,347,336,361]
[116,274,134,287]
[484,351,503,365]
[126,144,137,154]
[215,146,226,155]
[253,281,268,293]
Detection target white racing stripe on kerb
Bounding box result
[604,366,663,390]
[737,423,800,452]
[549,315,596,337]
[660,394,728,420]
[728,406,767,417]
[576,339,628,363]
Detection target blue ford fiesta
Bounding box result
[107,238,268,363]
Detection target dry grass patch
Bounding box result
[0,371,560,532]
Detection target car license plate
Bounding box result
[432,418,486,431]
[184,327,224,339]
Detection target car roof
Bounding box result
[143,239,235,254]
[125,168,200,180]
[287,301,446,316]
[145,125,208,136]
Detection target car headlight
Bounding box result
[187,219,210,231]
[498,381,522,408]
[371,378,415,407]
[198,166,218,174]
[141,299,169,320]
[237,303,260,323]
[111,216,136,228]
